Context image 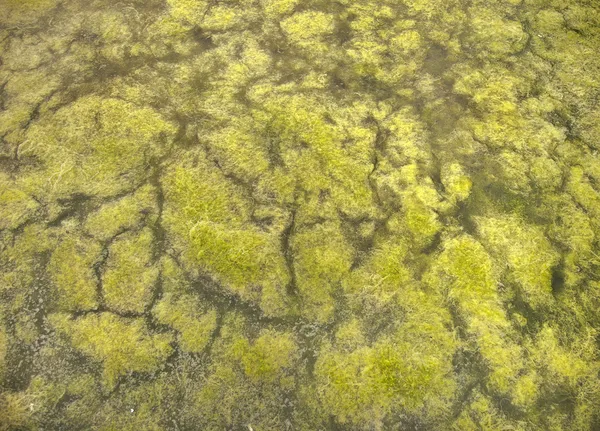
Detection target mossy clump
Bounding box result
[0,390,35,431]
[231,329,298,383]
[93,377,175,431]
[0,69,60,146]
[0,324,6,378]
[425,235,524,396]
[526,324,600,430]
[163,153,290,313]
[84,185,156,241]
[165,0,208,25]
[48,236,100,312]
[442,162,472,204]
[202,6,243,32]
[529,156,563,192]
[250,94,375,219]
[0,0,59,26]
[153,293,217,353]
[549,200,596,290]
[342,239,412,312]
[103,228,159,314]
[281,11,335,53]
[315,290,456,427]
[262,0,299,19]
[0,174,39,231]
[50,313,173,388]
[467,7,527,58]
[24,96,176,200]
[400,192,443,247]
[191,315,300,429]
[292,221,354,322]
[1,223,57,302]
[452,390,520,431]
[476,215,560,309]
[567,166,600,220]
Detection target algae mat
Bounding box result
[1,0,600,429]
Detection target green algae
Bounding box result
[190,314,301,429]
[23,96,176,200]
[477,215,560,309]
[50,313,173,389]
[153,293,217,353]
[84,184,156,241]
[48,236,100,312]
[1,0,600,429]
[315,286,456,428]
[103,228,159,314]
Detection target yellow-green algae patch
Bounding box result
[1,0,600,429]
[153,293,217,353]
[103,228,159,314]
[48,236,100,312]
[23,96,176,200]
[50,313,173,389]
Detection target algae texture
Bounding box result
[1,0,600,429]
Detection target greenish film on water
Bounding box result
[1,0,600,429]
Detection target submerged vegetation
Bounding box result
[1,0,600,429]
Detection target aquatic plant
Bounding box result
[1,0,600,429]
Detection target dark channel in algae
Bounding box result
[1,0,600,429]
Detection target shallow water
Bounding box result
[1,0,600,429]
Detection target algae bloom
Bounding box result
[1,0,600,429]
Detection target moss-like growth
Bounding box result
[0,70,60,141]
[425,235,524,395]
[0,324,6,379]
[333,319,366,352]
[0,390,35,431]
[292,221,354,322]
[95,377,175,431]
[252,94,375,219]
[165,0,208,25]
[526,324,600,430]
[549,199,596,289]
[281,11,334,53]
[0,174,39,230]
[2,0,600,428]
[202,6,243,32]
[476,215,559,309]
[232,329,298,383]
[84,185,156,241]
[24,96,176,200]
[163,151,291,313]
[452,390,519,431]
[50,313,173,388]
[103,228,158,314]
[0,0,59,26]
[442,162,472,204]
[153,293,217,353]
[1,223,57,303]
[401,192,443,246]
[315,289,456,427]
[262,0,299,19]
[530,156,562,192]
[343,239,411,312]
[567,166,600,219]
[48,236,100,312]
[467,7,527,58]
[192,315,300,429]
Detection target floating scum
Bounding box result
[1,0,600,429]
